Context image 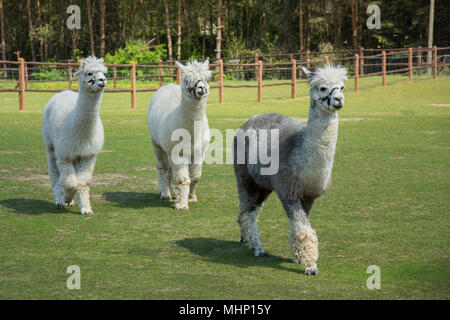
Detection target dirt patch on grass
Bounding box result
[0,150,26,154]
[429,104,450,107]
[16,173,50,188]
[101,149,116,153]
[93,173,135,186]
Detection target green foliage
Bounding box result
[0,77,449,299]
[104,40,167,65]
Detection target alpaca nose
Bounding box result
[98,77,106,86]
[333,97,343,108]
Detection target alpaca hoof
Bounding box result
[253,248,269,257]
[305,267,319,276]
[80,208,94,215]
[240,236,247,244]
[175,203,188,210]
[65,200,75,207]
[292,259,300,264]
[160,194,172,200]
[188,195,198,203]
[55,201,65,208]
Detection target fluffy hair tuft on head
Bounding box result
[176,60,212,86]
[75,56,107,77]
[305,64,347,87]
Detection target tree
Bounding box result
[177,0,181,60]
[100,0,106,57]
[26,0,37,61]
[0,0,6,77]
[163,0,173,61]
[87,0,95,56]
[350,0,358,49]
[216,0,223,59]
[299,0,304,51]
[427,0,435,73]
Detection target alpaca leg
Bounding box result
[75,156,96,215]
[77,185,93,215]
[152,141,171,200]
[188,164,202,202]
[284,200,319,275]
[238,206,268,257]
[45,146,69,205]
[171,162,190,210]
[236,182,271,256]
[55,158,77,208]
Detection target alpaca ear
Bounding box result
[74,70,82,77]
[175,61,185,73]
[301,67,313,79]
[203,60,209,68]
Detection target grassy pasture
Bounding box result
[0,75,449,299]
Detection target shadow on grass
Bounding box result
[176,237,305,275]
[0,198,71,215]
[103,192,173,209]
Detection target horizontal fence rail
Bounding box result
[1,46,449,110]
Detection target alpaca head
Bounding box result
[302,64,347,113]
[175,60,212,101]
[75,56,108,92]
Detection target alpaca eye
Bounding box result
[87,73,92,76]
[320,87,326,92]
[341,86,344,91]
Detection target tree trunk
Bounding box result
[351,0,358,49]
[164,0,173,61]
[100,0,106,57]
[36,0,44,60]
[0,0,6,78]
[26,0,37,61]
[427,0,435,73]
[216,0,222,60]
[306,1,311,50]
[140,0,146,41]
[177,0,181,60]
[87,0,95,56]
[299,0,304,51]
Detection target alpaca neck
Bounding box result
[302,101,339,164]
[71,86,103,136]
[180,95,207,131]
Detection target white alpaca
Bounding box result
[233,64,347,275]
[148,60,212,210]
[42,56,107,215]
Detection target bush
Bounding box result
[104,40,167,65]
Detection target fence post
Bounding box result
[18,58,25,111]
[382,50,386,87]
[130,61,136,109]
[25,63,28,89]
[354,54,359,92]
[324,55,329,65]
[68,65,72,90]
[176,67,181,85]
[257,60,262,102]
[433,45,437,79]
[417,46,422,75]
[306,50,310,69]
[359,46,364,75]
[113,62,117,88]
[159,59,163,87]
[254,53,259,81]
[291,58,296,99]
[219,59,224,104]
[408,47,413,82]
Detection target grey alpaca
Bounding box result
[233,64,348,275]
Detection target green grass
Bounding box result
[0,75,449,299]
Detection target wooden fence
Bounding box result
[1,46,449,111]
